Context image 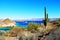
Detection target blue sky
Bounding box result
[0,0,60,20]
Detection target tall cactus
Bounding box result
[44,7,48,27]
[44,7,46,21]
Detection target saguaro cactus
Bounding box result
[44,7,47,21]
[44,7,48,27]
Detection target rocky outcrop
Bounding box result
[0,18,16,27]
[45,27,60,40]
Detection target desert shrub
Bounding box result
[27,22,38,31]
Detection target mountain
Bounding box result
[0,18,16,27]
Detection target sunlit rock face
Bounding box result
[0,18,16,27]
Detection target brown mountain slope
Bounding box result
[0,18,16,27]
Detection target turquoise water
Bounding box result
[0,27,13,31]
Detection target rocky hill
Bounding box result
[0,18,16,27]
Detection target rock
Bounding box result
[45,27,60,40]
[19,35,26,40]
[31,34,38,40]
[0,36,5,40]
[0,18,16,27]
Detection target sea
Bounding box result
[0,20,44,31]
[16,20,44,27]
